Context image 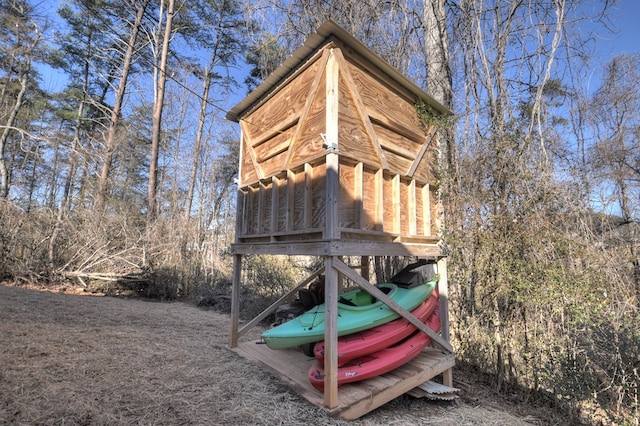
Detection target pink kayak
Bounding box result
[313,290,439,366]
[308,306,441,391]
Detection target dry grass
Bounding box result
[0,284,546,425]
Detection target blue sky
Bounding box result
[573,0,640,99]
[34,1,639,100]
[605,0,640,57]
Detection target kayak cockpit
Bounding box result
[337,284,394,308]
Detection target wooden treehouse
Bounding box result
[226,21,455,420]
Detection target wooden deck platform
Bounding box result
[230,340,455,420]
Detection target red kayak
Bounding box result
[313,290,439,366]
[308,306,441,391]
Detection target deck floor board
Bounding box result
[230,340,455,420]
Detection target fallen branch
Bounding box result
[62,270,148,283]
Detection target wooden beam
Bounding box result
[333,48,389,170]
[437,257,451,344]
[304,163,314,229]
[237,126,248,187]
[240,120,265,180]
[229,254,242,347]
[286,169,295,232]
[392,174,401,234]
[257,181,266,233]
[354,162,363,229]
[437,257,453,386]
[238,189,248,237]
[360,255,369,281]
[234,188,245,242]
[322,49,341,409]
[246,187,256,235]
[284,49,330,170]
[325,158,340,240]
[271,176,280,238]
[231,240,443,257]
[375,169,384,231]
[422,184,431,237]
[238,266,325,339]
[408,179,417,236]
[324,49,340,241]
[407,126,437,177]
[332,258,453,353]
[323,256,340,408]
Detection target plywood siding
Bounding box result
[399,179,409,236]
[411,146,436,184]
[287,86,326,170]
[239,55,328,187]
[361,167,380,231]
[239,132,260,184]
[235,44,441,244]
[343,60,437,181]
[290,171,305,231]
[253,125,295,179]
[336,74,382,167]
[310,164,327,229]
[346,61,423,136]
[338,164,356,229]
[243,60,321,146]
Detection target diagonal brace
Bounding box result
[332,258,453,353]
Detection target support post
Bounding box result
[324,256,339,408]
[238,266,325,339]
[324,48,340,241]
[323,48,340,408]
[229,253,242,348]
[360,256,369,280]
[437,257,453,386]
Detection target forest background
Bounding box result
[1,0,638,424]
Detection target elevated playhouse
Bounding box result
[226,21,455,420]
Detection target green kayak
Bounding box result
[261,280,437,350]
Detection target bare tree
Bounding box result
[96,0,151,211]
[589,54,640,302]
[184,0,246,221]
[0,0,43,198]
[147,0,176,220]
[445,0,619,393]
[242,0,424,78]
[422,0,451,109]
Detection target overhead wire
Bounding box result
[59,0,294,139]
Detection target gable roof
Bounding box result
[226,20,451,123]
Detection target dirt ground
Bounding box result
[0,284,556,425]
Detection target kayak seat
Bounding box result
[379,285,392,294]
[298,288,319,309]
[338,296,357,306]
[340,292,376,306]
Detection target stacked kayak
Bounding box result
[313,290,439,366]
[261,280,436,350]
[308,305,441,391]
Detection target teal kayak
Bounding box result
[261,280,436,350]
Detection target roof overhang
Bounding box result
[226,20,452,123]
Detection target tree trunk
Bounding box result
[0,26,41,198]
[423,0,452,110]
[61,27,95,214]
[184,68,212,221]
[422,0,455,212]
[148,0,175,220]
[0,76,27,198]
[96,0,150,211]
